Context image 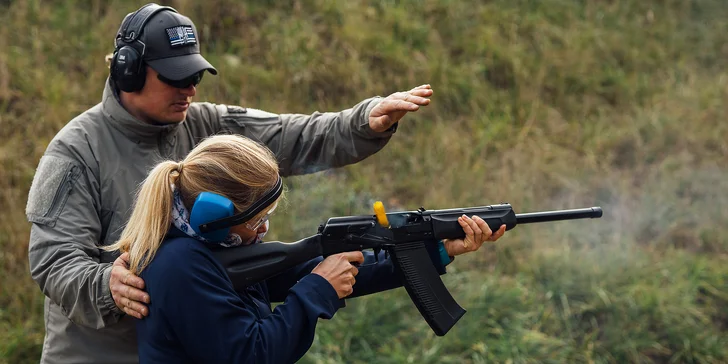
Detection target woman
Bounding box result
[107,134,506,363]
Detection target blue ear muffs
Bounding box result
[197,176,283,235]
[190,192,235,242]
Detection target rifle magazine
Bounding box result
[390,241,466,336]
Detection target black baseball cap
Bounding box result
[137,9,217,80]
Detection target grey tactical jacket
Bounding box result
[25,78,390,363]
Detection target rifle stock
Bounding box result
[213,236,322,289]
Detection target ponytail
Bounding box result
[105,134,282,274]
[105,161,180,274]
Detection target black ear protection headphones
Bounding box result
[110,3,178,92]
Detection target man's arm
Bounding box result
[204,85,433,176]
[26,154,121,329]
[213,97,386,176]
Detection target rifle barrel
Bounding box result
[516,207,602,224]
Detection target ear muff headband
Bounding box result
[119,4,177,43]
[198,176,283,234]
[110,4,178,92]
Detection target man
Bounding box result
[25,3,434,363]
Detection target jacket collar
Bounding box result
[101,77,181,143]
[165,226,225,252]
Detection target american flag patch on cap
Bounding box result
[165,26,197,47]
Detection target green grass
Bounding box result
[1,0,727,363]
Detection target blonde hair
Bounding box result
[106,134,282,274]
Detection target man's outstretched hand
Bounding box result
[368,84,433,132]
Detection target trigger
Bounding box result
[374,248,381,263]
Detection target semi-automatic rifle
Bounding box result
[213,202,603,335]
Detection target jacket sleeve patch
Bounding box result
[226,105,247,114]
[25,155,81,227]
[221,106,279,127]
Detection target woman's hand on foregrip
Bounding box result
[443,215,506,257]
[311,252,364,299]
[110,252,150,319]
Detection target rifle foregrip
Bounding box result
[390,242,466,336]
[429,206,518,240]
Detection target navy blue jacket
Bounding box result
[137,234,449,364]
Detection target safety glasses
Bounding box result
[157,71,204,89]
[245,202,278,231]
[198,176,283,234]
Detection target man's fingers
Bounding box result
[125,285,151,304]
[112,252,131,269]
[409,84,432,92]
[400,90,431,102]
[110,263,150,317]
[122,307,140,319]
[371,85,432,115]
[111,257,144,288]
[120,270,145,289]
[111,275,150,303]
[121,298,146,319]
[399,94,430,106]
[408,87,433,98]
[119,295,149,318]
[126,299,148,317]
[388,92,429,106]
[369,101,416,123]
[380,99,420,113]
[368,86,433,133]
[119,252,131,264]
[125,276,145,290]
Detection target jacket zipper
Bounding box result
[46,166,77,218]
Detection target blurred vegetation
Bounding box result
[1,0,727,363]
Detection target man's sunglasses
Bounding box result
[157,71,204,89]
